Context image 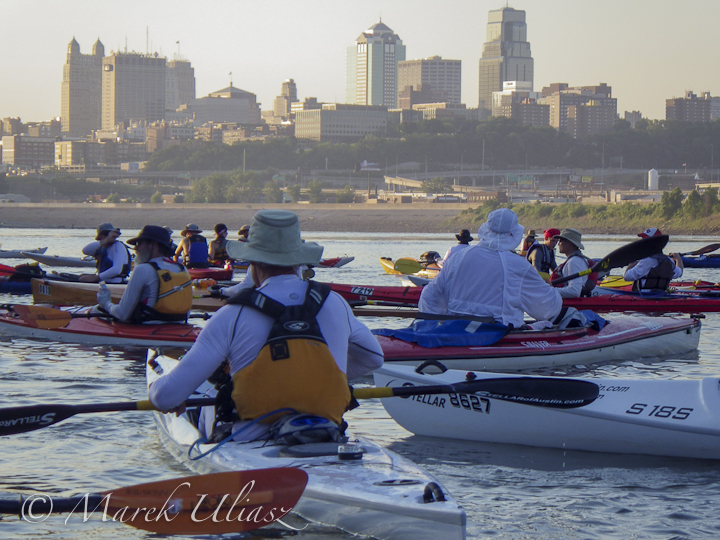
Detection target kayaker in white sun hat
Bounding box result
[419,208,564,328]
[149,209,383,444]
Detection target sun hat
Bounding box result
[638,227,662,238]
[477,208,525,251]
[455,229,474,243]
[162,226,173,236]
[544,228,561,241]
[238,224,250,237]
[126,225,174,257]
[525,230,537,238]
[180,223,203,237]
[96,222,119,240]
[553,228,585,250]
[225,210,323,266]
[214,223,228,235]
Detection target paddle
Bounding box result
[551,235,669,286]
[0,263,76,283]
[393,258,424,274]
[0,376,599,437]
[679,243,720,257]
[0,469,307,535]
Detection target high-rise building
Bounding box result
[539,83,616,137]
[61,38,104,137]
[346,20,406,108]
[165,59,195,111]
[398,56,461,105]
[666,91,711,122]
[102,52,166,130]
[478,7,534,119]
[273,79,298,118]
[492,81,548,127]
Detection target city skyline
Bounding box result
[2,0,719,123]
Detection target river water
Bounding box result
[1,228,720,540]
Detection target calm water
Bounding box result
[2,228,720,539]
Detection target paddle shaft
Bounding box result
[680,243,720,257]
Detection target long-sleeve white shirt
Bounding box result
[149,274,384,413]
[82,241,130,283]
[419,244,562,327]
[623,256,683,289]
[556,254,590,298]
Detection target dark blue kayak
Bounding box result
[0,278,31,295]
[681,255,720,268]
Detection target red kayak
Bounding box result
[377,315,701,371]
[316,256,354,268]
[188,266,233,281]
[327,282,422,305]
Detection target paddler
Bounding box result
[94,225,192,323]
[526,227,560,280]
[438,229,473,267]
[163,226,179,253]
[238,224,250,242]
[174,223,209,268]
[551,228,596,298]
[148,209,383,443]
[519,229,537,256]
[208,223,231,266]
[79,222,131,284]
[420,208,564,328]
[623,227,683,292]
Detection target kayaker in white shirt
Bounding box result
[623,227,683,292]
[95,226,192,323]
[438,229,473,268]
[79,222,131,284]
[149,210,383,442]
[419,208,563,328]
[551,228,596,298]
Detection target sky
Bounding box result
[1,0,719,122]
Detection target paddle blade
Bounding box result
[12,304,73,329]
[103,469,307,535]
[684,243,720,256]
[0,403,80,435]
[394,258,423,274]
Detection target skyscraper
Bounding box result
[478,7,534,119]
[165,59,195,111]
[346,20,406,108]
[61,38,104,137]
[398,56,462,105]
[273,79,298,118]
[102,52,166,130]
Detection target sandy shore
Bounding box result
[0,203,467,233]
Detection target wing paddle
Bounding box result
[679,243,720,257]
[0,469,307,535]
[393,258,423,274]
[551,235,669,286]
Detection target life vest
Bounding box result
[185,235,208,265]
[209,237,229,264]
[225,281,351,425]
[130,261,192,323]
[632,254,674,292]
[526,243,557,273]
[95,242,131,280]
[551,251,597,297]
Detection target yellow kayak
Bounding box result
[379,257,440,279]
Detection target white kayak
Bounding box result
[0,247,47,259]
[22,252,95,267]
[374,364,720,460]
[147,352,466,540]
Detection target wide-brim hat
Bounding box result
[477,208,525,251]
[455,229,474,243]
[225,210,323,266]
[127,225,174,256]
[554,228,585,250]
[181,223,202,237]
[96,222,120,240]
[238,225,250,236]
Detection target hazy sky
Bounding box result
[2,0,718,122]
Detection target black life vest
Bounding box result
[552,251,596,297]
[209,237,229,264]
[632,254,674,292]
[526,243,557,273]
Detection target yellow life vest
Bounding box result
[131,261,192,323]
[226,282,350,424]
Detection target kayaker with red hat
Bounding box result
[95,225,192,323]
[526,228,560,280]
[551,228,596,298]
[623,228,683,292]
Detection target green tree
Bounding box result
[335,184,355,203]
[683,189,703,218]
[174,194,185,203]
[150,191,163,203]
[659,187,684,218]
[106,192,121,203]
[703,187,719,216]
[287,184,301,202]
[307,180,324,203]
[263,180,282,203]
[421,177,452,194]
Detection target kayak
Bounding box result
[565,292,720,313]
[373,364,720,460]
[147,352,467,540]
[376,315,701,371]
[22,252,96,267]
[328,282,422,305]
[0,305,200,347]
[380,257,439,279]
[0,247,47,259]
[188,266,233,281]
[317,256,355,268]
[600,275,720,294]
[0,277,31,295]
[681,254,720,268]
[30,278,225,312]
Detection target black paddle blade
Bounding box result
[592,235,669,273]
[0,404,79,436]
[685,243,720,257]
[456,377,599,408]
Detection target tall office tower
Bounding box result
[478,7,534,119]
[398,56,461,105]
[346,20,406,108]
[273,79,298,117]
[102,52,166,130]
[61,38,104,137]
[165,59,195,111]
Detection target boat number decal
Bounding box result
[626,403,693,420]
[449,393,490,414]
[39,284,51,296]
[642,322,663,331]
[521,341,550,349]
[350,287,374,296]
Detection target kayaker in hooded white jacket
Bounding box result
[419,208,563,328]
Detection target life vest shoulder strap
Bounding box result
[226,280,331,318]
